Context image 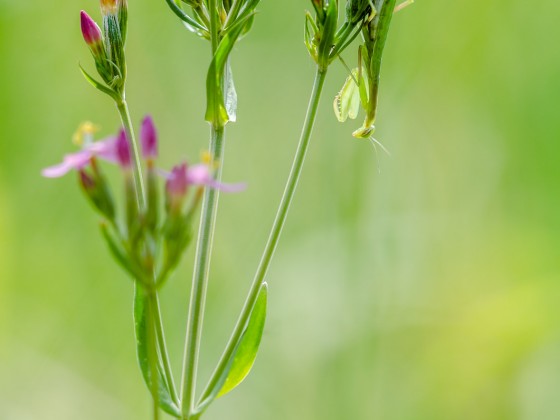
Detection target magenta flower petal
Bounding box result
[80,11,102,46]
[140,115,158,159]
[42,150,93,178]
[184,164,212,185]
[42,162,76,178]
[88,135,118,163]
[115,129,131,168]
[162,161,246,197]
[206,179,247,193]
[186,164,246,193]
[166,163,188,197]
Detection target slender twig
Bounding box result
[180,0,225,416]
[116,99,147,210]
[117,97,164,420]
[181,126,225,418]
[150,292,179,404]
[197,68,328,408]
[147,292,161,420]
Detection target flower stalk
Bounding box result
[116,100,147,210]
[181,126,225,418]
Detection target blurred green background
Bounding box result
[1,0,560,418]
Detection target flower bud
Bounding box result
[140,115,158,160]
[80,11,104,55]
[115,129,131,169]
[100,0,127,92]
[118,0,128,43]
[100,0,118,16]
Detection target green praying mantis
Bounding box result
[334,0,413,151]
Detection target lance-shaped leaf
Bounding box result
[79,64,119,101]
[134,286,181,418]
[164,0,209,37]
[233,0,261,28]
[223,61,237,123]
[195,283,268,414]
[370,0,397,81]
[205,14,253,127]
[304,12,319,61]
[99,223,146,282]
[358,0,397,135]
[217,283,268,397]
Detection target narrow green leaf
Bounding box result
[304,12,318,61]
[224,61,237,123]
[133,286,181,418]
[234,0,261,25]
[218,283,268,397]
[205,14,253,126]
[164,0,209,35]
[99,224,143,281]
[79,64,119,101]
[358,48,370,109]
[239,13,255,39]
[195,283,268,415]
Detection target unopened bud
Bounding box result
[116,129,131,169]
[80,11,104,54]
[118,0,128,43]
[140,115,158,160]
[100,0,127,91]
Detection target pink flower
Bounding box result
[42,126,133,178]
[164,162,246,198]
[42,135,117,178]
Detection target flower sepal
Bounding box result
[78,164,116,222]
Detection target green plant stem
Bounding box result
[150,292,179,404]
[209,0,220,52]
[147,293,160,420]
[181,126,225,418]
[116,98,147,210]
[117,98,167,420]
[197,68,328,407]
[180,3,224,416]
